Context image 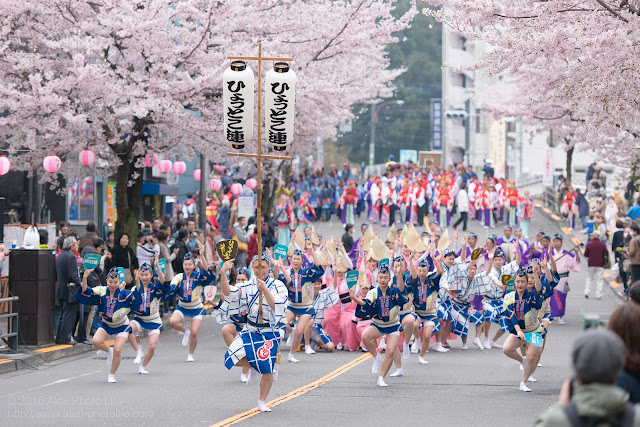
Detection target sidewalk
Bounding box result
[0,302,217,375]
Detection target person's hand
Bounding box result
[173,247,179,255]
[106,251,112,259]
[221,260,235,273]
[256,279,268,293]
[134,269,140,279]
[376,228,381,238]
[349,285,357,299]
[83,269,93,278]
[454,228,459,240]
[558,379,572,406]
[516,330,525,341]
[305,240,312,250]
[461,234,467,246]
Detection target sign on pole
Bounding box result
[543,146,554,186]
[431,98,442,151]
[238,189,255,219]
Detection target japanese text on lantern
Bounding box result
[268,84,289,146]
[226,81,246,144]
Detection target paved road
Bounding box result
[0,211,622,426]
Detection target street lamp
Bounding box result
[369,99,404,166]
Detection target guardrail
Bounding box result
[516,176,544,198]
[543,186,560,213]
[0,296,19,351]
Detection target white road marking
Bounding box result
[2,370,101,397]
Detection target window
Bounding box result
[68,176,95,222]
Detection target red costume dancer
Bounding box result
[560,186,578,230]
[506,182,519,227]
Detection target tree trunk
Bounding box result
[566,145,574,185]
[114,155,143,252]
[261,161,290,217]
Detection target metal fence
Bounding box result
[0,295,19,351]
[543,186,560,212]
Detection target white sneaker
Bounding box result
[372,354,382,374]
[304,346,316,355]
[187,354,195,362]
[410,340,420,354]
[418,356,429,365]
[520,356,527,371]
[558,317,566,325]
[240,373,248,383]
[134,348,144,364]
[182,329,191,346]
[96,350,106,357]
[257,400,272,412]
[273,365,279,382]
[520,381,532,392]
[484,339,492,350]
[377,376,388,387]
[286,330,294,346]
[461,343,469,350]
[402,345,411,360]
[472,337,485,350]
[528,375,538,382]
[490,341,503,349]
[336,342,343,351]
[378,339,387,351]
[106,347,113,366]
[247,368,258,386]
[287,353,299,363]
[107,374,117,383]
[390,368,404,377]
[537,362,543,367]
[434,342,449,353]
[138,365,149,375]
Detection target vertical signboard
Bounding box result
[431,98,442,151]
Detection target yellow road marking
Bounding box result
[0,359,13,364]
[36,344,72,353]
[561,227,572,235]
[543,208,551,214]
[211,353,372,427]
[551,214,561,221]
[105,340,115,346]
[603,271,610,278]
[610,281,620,288]
[571,237,581,245]
[535,204,542,208]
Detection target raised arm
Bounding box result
[220,260,235,297]
[514,241,521,266]
[409,253,417,280]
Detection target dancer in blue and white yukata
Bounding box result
[168,246,214,362]
[303,273,339,353]
[221,254,288,412]
[129,258,167,374]
[482,244,521,350]
[501,267,543,392]
[433,248,467,353]
[406,247,443,364]
[216,264,251,383]
[276,248,324,361]
[350,265,407,387]
[76,266,135,383]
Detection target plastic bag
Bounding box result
[22,226,39,249]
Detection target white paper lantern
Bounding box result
[264,62,297,151]
[223,60,255,150]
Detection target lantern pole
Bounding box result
[226,42,292,322]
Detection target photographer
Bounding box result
[533,329,640,426]
[136,230,158,268]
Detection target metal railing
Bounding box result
[543,186,560,213]
[0,296,19,351]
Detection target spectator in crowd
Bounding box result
[55,236,81,345]
[584,230,607,299]
[574,188,590,233]
[482,159,494,179]
[38,229,49,249]
[627,199,640,221]
[608,302,640,403]
[217,199,232,239]
[186,219,198,250]
[612,218,633,289]
[182,193,197,219]
[136,230,158,267]
[107,233,137,287]
[151,218,161,238]
[342,223,355,253]
[105,230,115,253]
[78,222,98,252]
[170,228,189,275]
[232,217,250,268]
[627,224,640,283]
[630,281,640,304]
[533,329,640,426]
[586,161,597,182]
[56,221,69,238]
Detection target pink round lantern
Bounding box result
[230,183,242,195]
[246,178,257,190]
[145,154,158,168]
[213,165,226,173]
[173,160,186,175]
[78,149,95,167]
[209,179,222,191]
[0,156,10,176]
[43,154,62,174]
[158,159,172,173]
[193,168,201,182]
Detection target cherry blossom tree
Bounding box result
[425,0,640,179]
[0,0,415,238]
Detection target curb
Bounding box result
[0,302,218,375]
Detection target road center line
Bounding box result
[2,370,102,398]
[211,353,372,427]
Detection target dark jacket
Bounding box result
[217,206,232,238]
[617,370,640,404]
[584,238,608,268]
[575,193,590,217]
[342,232,354,253]
[107,244,138,271]
[55,250,81,301]
[170,239,188,274]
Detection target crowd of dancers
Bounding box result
[76,210,582,411]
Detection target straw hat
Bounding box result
[336,255,349,273]
[371,237,393,261]
[437,228,450,252]
[294,227,305,250]
[386,224,397,244]
[405,223,420,251]
[362,226,374,250]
